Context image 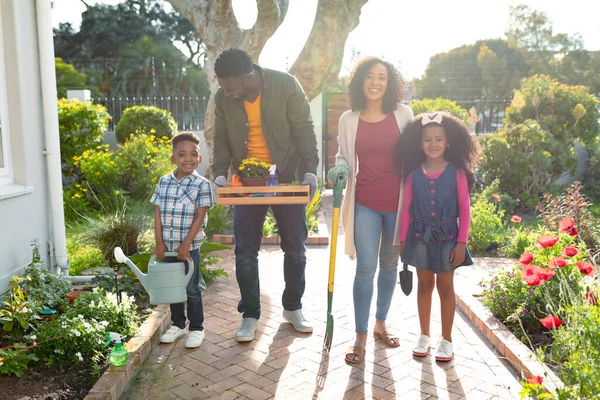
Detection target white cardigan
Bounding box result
[335,104,414,258]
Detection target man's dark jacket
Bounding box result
[211,65,319,183]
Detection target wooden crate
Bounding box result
[216,185,310,205]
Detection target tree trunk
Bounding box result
[166,0,368,178]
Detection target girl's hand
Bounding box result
[450,242,466,267]
[399,242,405,257]
[156,243,168,261]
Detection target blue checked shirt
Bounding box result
[151,170,214,251]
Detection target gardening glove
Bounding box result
[302,173,318,202]
[214,176,227,188]
[327,163,350,186]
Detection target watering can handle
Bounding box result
[162,252,194,276]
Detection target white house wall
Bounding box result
[0,0,53,293]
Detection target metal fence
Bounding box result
[91,94,208,131]
[450,97,512,135]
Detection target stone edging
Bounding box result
[83,304,171,400]
[455,290,564,394]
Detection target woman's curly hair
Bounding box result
[397,112,480,190]
[347,57,405,114]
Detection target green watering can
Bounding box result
[114,247,193,305]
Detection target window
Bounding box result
[0,12,12,186]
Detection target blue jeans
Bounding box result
[353,203,400,333]
[234,204,307,319]
[170,248,204,331]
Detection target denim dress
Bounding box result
[401,163,473,273]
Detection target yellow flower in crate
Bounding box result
[239,157,271,178]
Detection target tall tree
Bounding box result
[165,0,369,175]
[415,39,527,99]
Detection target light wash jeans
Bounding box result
[353,203,400,333]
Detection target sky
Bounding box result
[51,0,600,80]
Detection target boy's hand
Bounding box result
[450,242,466,267]
[156,243,168,260]
[399,241,405,257]
[175,241,191,261]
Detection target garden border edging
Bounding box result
[83,304,171,400]
[455,289,564,395]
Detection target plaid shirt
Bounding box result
[151,170,214,251]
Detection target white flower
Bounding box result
[76,352,83,362]
[30,335,37,340]
[89,300,96,308]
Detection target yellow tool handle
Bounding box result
[328,207,340,292]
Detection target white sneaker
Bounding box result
[412,335,431,357]
[235,318,258,342]
[185,330,205,348]
[436,339,454,362]
[283,309,313,333]
[160,326,186,343]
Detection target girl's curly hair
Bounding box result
[347,57,405,114]
[397,112,480,190]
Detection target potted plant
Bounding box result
[238,157,271,186]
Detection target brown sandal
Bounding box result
[345,346,366,364]
[373,331,400,347]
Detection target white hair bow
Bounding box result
[421,112,443,126]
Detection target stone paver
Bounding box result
[122,195,522,399]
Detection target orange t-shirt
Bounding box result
[244,94,273,164]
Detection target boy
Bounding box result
[151,131,213,348]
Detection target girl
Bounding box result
[329,57,413,364]
[397,112,479,362]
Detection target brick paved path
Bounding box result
[122,196,521,399]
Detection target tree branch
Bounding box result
[289,0,368,99]
[242,0,281,60]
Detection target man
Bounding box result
[212,48,319,342]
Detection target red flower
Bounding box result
[511,215,522,223]
[519,252,534,265]
[492,194,501,201]
[562,246,579,257]
[539,315,563,329]
[577,262,595,276]
[548,257,567,268]
[516,198,521,203]
[559,217,575,233]
[559,217,579,236]
[536,267,556,281]
[538,235,558,248]
[586,292,598,306]
[521,265,543,286]
[527,375,543,385]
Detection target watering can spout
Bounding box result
[114,247,148,289]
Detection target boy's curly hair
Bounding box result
[397,112,480,190]
[172,131,200,150]
[347,57,405,114]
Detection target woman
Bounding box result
[329,57,413,364]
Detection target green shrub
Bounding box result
[115,105,177,143]
[55,58,87,99]
[71,201,151,261]
[116,134,173,200]
[479,120,571,198]
[0,349,38,377]
[505,74,599,148]
[582,136,600,202]
[74,134,172,204]
[21,264,71,310]
[67,238,106,276]
[502,226,536,259]
[57,99,110,168]
[409,98,469,123]
[469,197,505,252]
[552,302,600,398]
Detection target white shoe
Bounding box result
[160,326,186,343]
[185,330,205,348]
[283,309,313,333]
[412,335,431,357]
[235,318,258,342]
[436,339,454,361]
